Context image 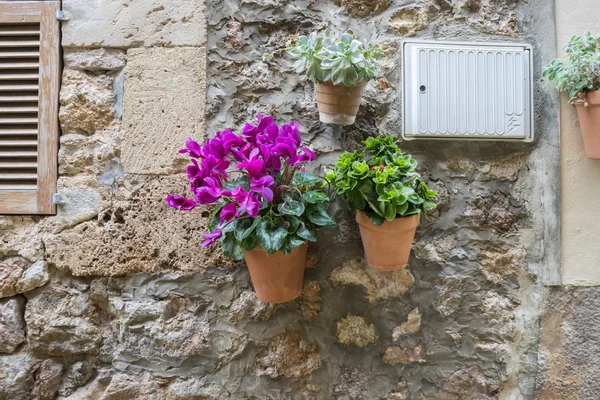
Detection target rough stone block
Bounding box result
[0,354,36,400]
[330,258,414,302]
[62,0,206,47]
[255,332,322,378]
[0,258,49,298]
[59,69,117,136]
[0,297,26,353]
[121,47,206,174]
[336,314,378,347]
[44,175,233,276]
[64,48,127,72]
[25,275,102,356]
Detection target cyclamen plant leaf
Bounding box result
[306,203,336,226]
[221,232,245,260]
[294,172,322,187]
[302,191,329,203]
[296,221,317,242]
[256,219,288,254]
[278,199,305,216]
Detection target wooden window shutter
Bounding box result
[0,1,60,215]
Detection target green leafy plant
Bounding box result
[288,31,381,86]
[327,136,437,226]
[543,31,600,104]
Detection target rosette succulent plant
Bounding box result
[543,31,600,104]
[166,113,334,260]
[288,31,381,86]
[327,136,437,225]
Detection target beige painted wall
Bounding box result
[556,0,600,285]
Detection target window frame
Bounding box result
[0,0,60,215]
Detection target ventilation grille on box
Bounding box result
[402,41,533,142]
[0,23,40,190]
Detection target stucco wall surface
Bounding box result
[556,0,600,285]
[0,0,568,399]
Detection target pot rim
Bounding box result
[316,80,367,88]
[576,90,600,105]
[355,210,421,231]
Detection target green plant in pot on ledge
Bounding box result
[543,31,600,159]
[327,136,437,271]
[166,113,335,303]
[288,31,381,126]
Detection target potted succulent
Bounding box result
[327,136,437,271]
[166,113,335,303]
[543,31,600,159]
[288,31,381,126]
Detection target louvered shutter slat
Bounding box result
[0,2,60,215]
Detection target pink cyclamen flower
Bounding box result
[194,177,222,204]
[220,203,237,224]
[178,137,202,158]
[201,229,222,247]
[250,175,275,202]
[165,195,197,211]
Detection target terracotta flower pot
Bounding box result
[575,91,600,159]
[355,210,420,271]
[315,81,366,126]
[243,242,308,303]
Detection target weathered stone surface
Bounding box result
[479,246,526,283]
[464,191,527,232]
[60,69,117,135]
[121,47,206,174]
[335,0,389,17]
[45,175,233,276]
[333,368,368,399]
[31,359,64,400]
[58,133,119,176]
[0,354,36,400]
[331,258,414,302]
[25,275,101,356]
[58,361,95,397]
[166,378,230,400]
[434,366,501,400]
[64,370,161,400]
[46,177,112,233]
[447,154,525,181]
[0,258,49,298]
[382,346,409,365]
[336,314,378,347]
[64,48,127,72]
[388,6,429,35]
[383,346,423,366]
[62,0,206,47]
[536,287,600,399]
[256,331,321,378]
[110,294,212,365]
[383,378,410,400]
[435,276,465,317]
[228,290,278,323]
[392,308,421,340]
[0,297,26,353]
[299,280,321,320]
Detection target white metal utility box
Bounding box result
[402,40,534,142]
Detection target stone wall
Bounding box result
[0,0,568,399]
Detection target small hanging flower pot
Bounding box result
[543,31,600,159]
[288,31,381,126]
[166,113,335,303]
[328,136,438,271]
[244,243,307,303]
[574,91,600,159]
[315,81,367,125]
[355,211,420,271]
